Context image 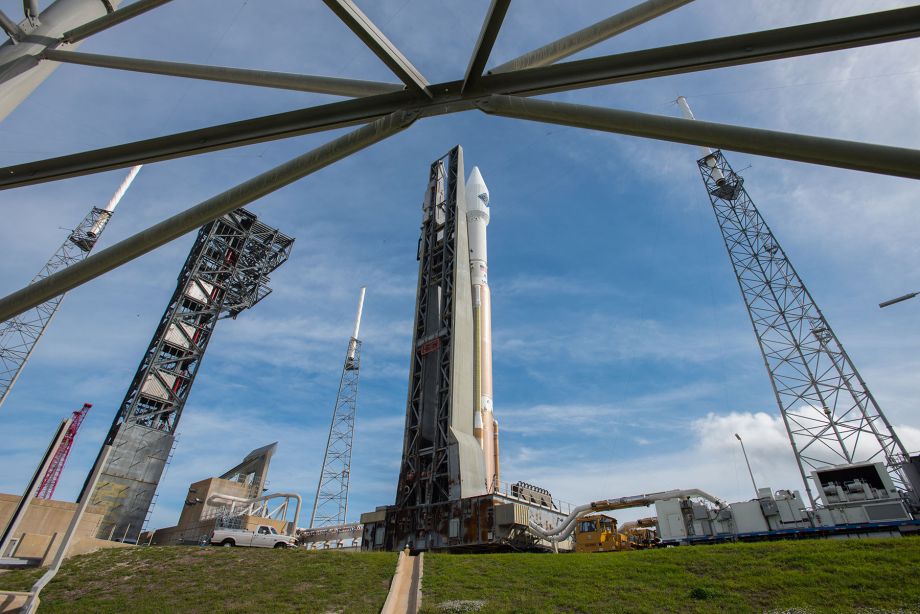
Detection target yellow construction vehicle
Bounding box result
[620,516,659,550]
[574,513,631,553]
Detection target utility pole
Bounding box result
[310,287,366,527]
[734,433,759,497]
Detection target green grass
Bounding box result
[422,538,920,613]
[1,538,917,613]
[0,546,396,613]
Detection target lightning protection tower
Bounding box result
[84,208,293,543]
[0,166,142,410]
[310,287,366,528]
[35,402,92,500]
[678,97,917,509]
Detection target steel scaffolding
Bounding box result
[697,150,913,508]
[85,208,293,543]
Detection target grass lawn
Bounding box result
[1,538,917,613]
[422,538,920,613]
[0,547,396,613]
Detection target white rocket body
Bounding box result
[676,96,724,184]
[465,166,499,491]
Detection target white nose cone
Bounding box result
[465,166,490,283]
[466,166,490,220]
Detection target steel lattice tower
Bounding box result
[84,208,293,542]
[696,149,913,507]
[35,402,92,499]
[0,206,114,409]
[310,288,366,527]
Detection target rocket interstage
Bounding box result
[465,166,499,491]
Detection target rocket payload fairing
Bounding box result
[465,166,500,492]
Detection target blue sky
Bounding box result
[0,0,919,530]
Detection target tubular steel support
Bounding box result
[0,9,24,42]
[480,4,920,96]
[2,5,919,188]
[23,0,39,24]
[477,95,920,179]
[491,0,694,73]
[0,111,415,323]
[461,0,510,93]
[62,0,170,43]
[321,0,430,96]
[41,49,404,97]
[0,89,425,188]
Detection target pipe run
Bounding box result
[207,492,303,535]
[528,488,725,544]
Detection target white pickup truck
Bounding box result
[210,525,296,549]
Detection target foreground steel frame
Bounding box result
[0,1,918,327]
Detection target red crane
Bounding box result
[35,403,92,500]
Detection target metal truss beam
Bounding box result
[1,5,918,189]
[462,0,510,93]
[0,89,425,188]
[481,4,920,96]
[62,0,170,44]
[0,9,25,42]
[477,95,920,180]
[490,0,693,73]
[42,49,404,97]
[321,0,430,96]
[0,110,415,322]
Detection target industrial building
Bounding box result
[147,443,299,546]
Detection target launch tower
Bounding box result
[85,208,293,543]
[310,287,366,527]
[361,146,567,552]
[678,98,920,509]
[0,166,141,410]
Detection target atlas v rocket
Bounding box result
[466,167,500,491]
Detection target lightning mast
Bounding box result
[35,403,92,500]
[310,287,366,527]
[677,96,917,508]
[0,165,142,410]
